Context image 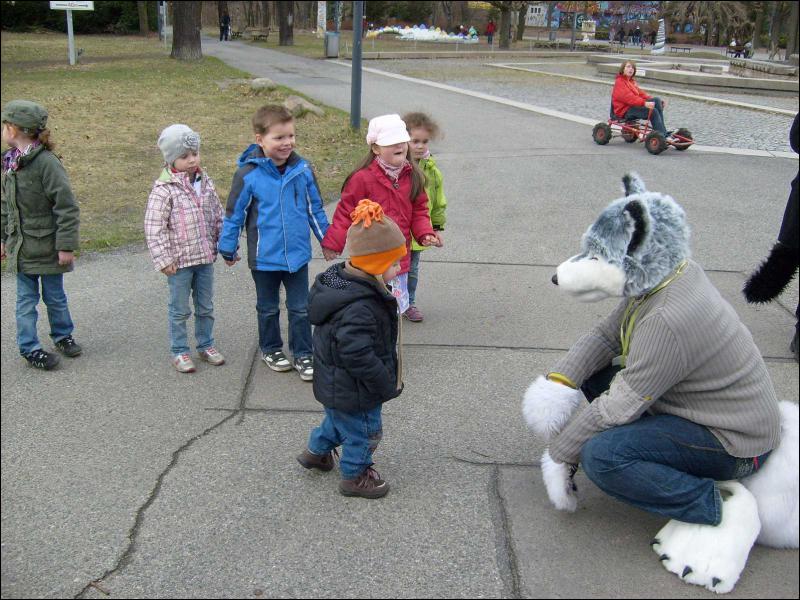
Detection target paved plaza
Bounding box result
[1,39,798,599]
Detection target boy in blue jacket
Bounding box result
[218,105,329,380]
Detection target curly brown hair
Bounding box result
[402,112,441,140]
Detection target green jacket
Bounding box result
[1,144,80,274]
[412,155,447,252]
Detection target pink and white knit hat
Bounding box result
[366,114,410,146]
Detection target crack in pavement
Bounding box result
[75,342,260,598]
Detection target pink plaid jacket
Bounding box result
[144,168,223,272]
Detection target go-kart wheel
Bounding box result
[672,128,693,150]
[621,129,638,143]
[645,131,667,155]
[592,123,612,145]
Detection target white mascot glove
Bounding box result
[522,375,584,441]
[541,449,578,512]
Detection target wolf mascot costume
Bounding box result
[523,173,799,594]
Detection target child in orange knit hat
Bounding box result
[298,200,406,499]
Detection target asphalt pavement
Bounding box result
[1,37,798,599]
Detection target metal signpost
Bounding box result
[350,1,364,130]
[49,1,94,65]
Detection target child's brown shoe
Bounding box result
[339,466,389,499]
[297,449,335,472]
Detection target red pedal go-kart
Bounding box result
[592,105,693,155]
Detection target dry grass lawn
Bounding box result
[1,31,365,253]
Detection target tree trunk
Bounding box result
[278,0,294,46]
[262,0,271,28]
[787,0,799,58]
[499,7,511,48]
[515,2,528,41]
[137,1,148,35]
[769,0,782,59]
[752,2,766,49]
[442,1,453,31]
[171,1,202,60]
[217,0,227,23]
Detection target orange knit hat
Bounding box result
[346,200,407,275]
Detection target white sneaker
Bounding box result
[173,353,196,373]
[199,347,225,366]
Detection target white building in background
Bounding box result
[525,2,548,27]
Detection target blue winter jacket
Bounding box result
[218,145,329,272]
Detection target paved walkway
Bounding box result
[1,37,798,599]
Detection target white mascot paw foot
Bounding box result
[541,450,578,512]
[651,481,760,594]
[522,376,584,441]
[741,400,799,548]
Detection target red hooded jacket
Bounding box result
[322,160,434,275]
[612,73,652,118]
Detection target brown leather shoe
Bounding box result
[297,449,335,472]
[339,466,389,499]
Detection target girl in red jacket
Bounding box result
[612,60,670,137]
[322,114,442,314]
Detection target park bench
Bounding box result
[670,46,692,54]
[244,27,270,41]
[726,45,746,57]
[231,28,244,39]
[608,40,624,53]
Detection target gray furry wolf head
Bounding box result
[554,173,691,300]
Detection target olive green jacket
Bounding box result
[1,144,80,274]
[411,155,447,252]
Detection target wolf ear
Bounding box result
[624,199,649,256]
[622,172,647,196]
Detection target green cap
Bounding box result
[1,100,48,131]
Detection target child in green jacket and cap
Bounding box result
[1,100,81,370]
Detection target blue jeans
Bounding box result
[167,263,215,355]
[407,249,422,306]
[579,366,770,525]
[16,273,74,355]
[250,265,312,358]
[308,406,383,479]
[625,97,667,135]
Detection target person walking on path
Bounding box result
[220,12,231,41]
[321,114,441,316]
[145,124,226,374]
[218,105,329,382]
[298,199,406,499]
[402,111,448,323]
[1,100,81,371]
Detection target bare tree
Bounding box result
[137,1,148,35]
[488,1,528,49]
[278,0,294,46]
[515,1,529,41]
[262,0,271,27]
[172,1,203,60]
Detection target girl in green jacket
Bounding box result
[403,112,447,323]
[1,100,81,370]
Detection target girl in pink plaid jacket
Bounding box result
[145,124,225,373]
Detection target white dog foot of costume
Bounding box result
[522,376,584,441]
[651,481,760,594]
[541,450,578,512]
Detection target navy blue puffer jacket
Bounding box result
[309,263,402,413]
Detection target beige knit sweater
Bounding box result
[549,260,781,465]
